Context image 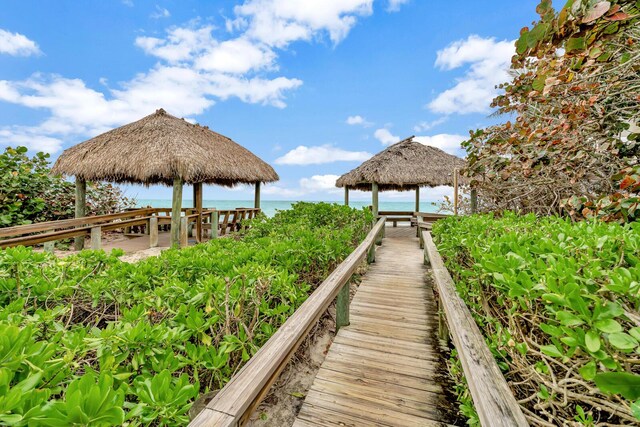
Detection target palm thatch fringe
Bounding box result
[52,109,279,186]
[335,136,466,191]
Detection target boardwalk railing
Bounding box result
[422,230,529,427]
[189,217,387,427]
[0,207,261,249]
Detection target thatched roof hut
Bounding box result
[336,136,467,215]
[52,108,278,186]
[335,136,465,192]
[52,108,278,248]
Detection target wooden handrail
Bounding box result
[422,230,528,427]
[0,216,155,249]
[0,208,157,238]
[189,217,387,427]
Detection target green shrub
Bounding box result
[0,202,373,426]
[433,213,640,425]
[0,146,135,227]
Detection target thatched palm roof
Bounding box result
[335,136,466,191]
[52,109,279,186]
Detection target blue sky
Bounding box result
[0,0,539,202]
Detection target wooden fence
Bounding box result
[0,207,262,250]
[189,217,387,427]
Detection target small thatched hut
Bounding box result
[335,136,466,215]
[53,108,279,248]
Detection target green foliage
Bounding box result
[0,202,372,426]
[433,213,640,425]
[0,146,135,227]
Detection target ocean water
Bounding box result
[136,200,441,217]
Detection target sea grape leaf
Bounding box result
[585,330,601,352]
[566,37,587,52]
[582,1,611,23]
[595,372,640,400]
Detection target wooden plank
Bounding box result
[302,389,445,427]
[423,231,528,427]
[189,218,386,427]
[319,358,443,391]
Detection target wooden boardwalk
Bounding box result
[293,227,455,427]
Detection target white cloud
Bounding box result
[387,0,409,12]
[0,29,41,56]
[414,134,466,156]
[195,38,276,74]
[413,117,446,132]
[233,0,374,47]
[299,174,341,192]
[0,0,383,153]
[373,128,399,145]
[275,144,371,165]
[262,174,341,198]
[262,184,302,198]
[150,5,171,19]
[0,127,63,153]
[346,115,372,127]
[429,35,514,115]
[135,26,214,63]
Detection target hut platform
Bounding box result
[292,226,456,427]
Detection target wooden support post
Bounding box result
[470,188,478,214]
[344,187,349,206]
[438,296,450,342]
[90,226,101,250]
[171,177,183,248]
[415,186,420,212]
[367,242,375,264]
[210,211,219,239]
[149,216,158,248]
[254,182,261,209]
[74,178,86,251]
[44,241,55,253]
[335,283,350,330]
[194,182,203,243]
[371,182,378,218]
[180,217,188,248]
[453,169,459,216]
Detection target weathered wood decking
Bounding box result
[293,227,455,427]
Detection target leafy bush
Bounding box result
[0,202,373,426]
[464,0,639,216]
[433,213,640,425]
[0,146,135,227]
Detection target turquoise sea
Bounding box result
[136,200,441,217]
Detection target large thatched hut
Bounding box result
[335,136,466,215]
[52,108,278,248]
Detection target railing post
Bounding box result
[336,283,350,330]
[90,226,101,250]
[438,295,449,343]
[210,211,219,239]
[367,239,376,263]
[180,217,188,248]
[149,216,158,248]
